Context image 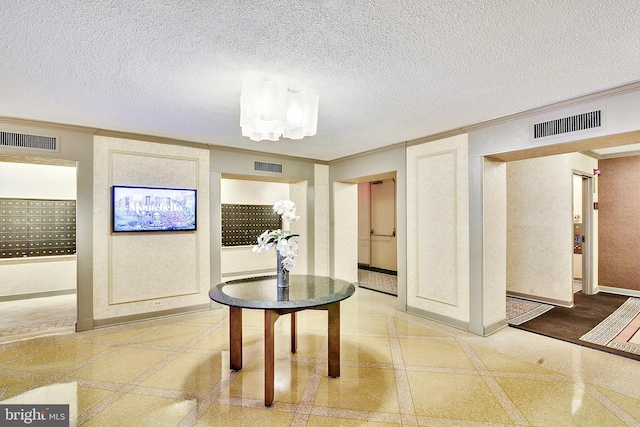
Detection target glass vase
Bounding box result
[276,252,289,288]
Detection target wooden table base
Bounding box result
[228,303,341,406]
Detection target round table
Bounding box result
[209,275,356,406]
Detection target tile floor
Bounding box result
[0,294,76,342]
[1,288,639,426]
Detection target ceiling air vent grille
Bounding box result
[0,131,58,151]
[533,110,602,139]
[254,161,283,174]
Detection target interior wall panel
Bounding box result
[482,158,507,328]
[506,154,573,304]
[406,134,469,325]
[416,151,457,305]
[332,181,358,282]
[93,136,210,321]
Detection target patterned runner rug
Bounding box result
[506,296,554,325]
[357,269,397,296]
[580,297,640,356]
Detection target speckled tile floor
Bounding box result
[0,294,76,342]
[1,288,639,426]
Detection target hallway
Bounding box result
[1,288,638,426]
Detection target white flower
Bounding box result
[273,200,299,222]
[253,200,301,272]
[282,208,300,223]
[281,256,296,271]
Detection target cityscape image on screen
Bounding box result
[112,186,197,232]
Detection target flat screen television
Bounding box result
[112,186,197,232]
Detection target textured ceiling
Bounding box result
[1,1,639,161]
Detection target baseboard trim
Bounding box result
[93,303,214,328]
[221,269,274,279]
[484,318,508,336]
[0,289,75,302]
[598,286,640,298]
[358,264,397,276]
[76,318,93,332]
[406,305,469,331]
[507,291,573,308]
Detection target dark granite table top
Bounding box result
[209,275,356,310]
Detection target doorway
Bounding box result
[0,158,78,342]
[357,177,398,295]
[573,172,594,296]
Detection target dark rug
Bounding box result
[511,291,640,361]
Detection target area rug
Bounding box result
[357,269,397,296]
[506,296,554,325]
[580,297,640,356]
[511,291,639,361]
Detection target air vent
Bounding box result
[254,161,283,173]
[533,110,602,139]
[0,131,58,151]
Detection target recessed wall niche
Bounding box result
[221,204,281,247]
[0,198,76,258]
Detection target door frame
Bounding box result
[573,170,595,296]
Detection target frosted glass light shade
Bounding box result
[283,91,319,140]
[240,76,318,141]
[240,77,288,141]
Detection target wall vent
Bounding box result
[0,131,58,151]
[533,110,602,139]
[254,161,283,173]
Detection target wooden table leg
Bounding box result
[291,312,297,353]
[327,302,340,378]
[229,306,242,371]
[264,310,279,406]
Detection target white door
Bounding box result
[370,179,397,271]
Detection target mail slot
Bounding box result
[0,197,77,259]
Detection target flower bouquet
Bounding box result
[252,200,300,287]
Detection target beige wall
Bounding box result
[0,162,77,298]
[0,162,76,199]
[289,180,308,274]
[220,179,288,204]
[314,164,330,276]
[93,136,210,322]
[506,152,597,305]
[406,134,470,328]
[357,182,370,265]
[1,259,76,298]
[332,181,358,282]
[483,158,507,329]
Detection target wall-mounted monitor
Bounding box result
[112,186,197,232]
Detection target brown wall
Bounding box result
[598,156,640,291]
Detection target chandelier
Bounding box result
[240,77,319,142]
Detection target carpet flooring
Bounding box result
[580,297,640,356]
[511,291,640,361]
[506,297,554,325]
[357,269,397,296]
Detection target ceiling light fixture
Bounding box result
[240,76,319,142]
